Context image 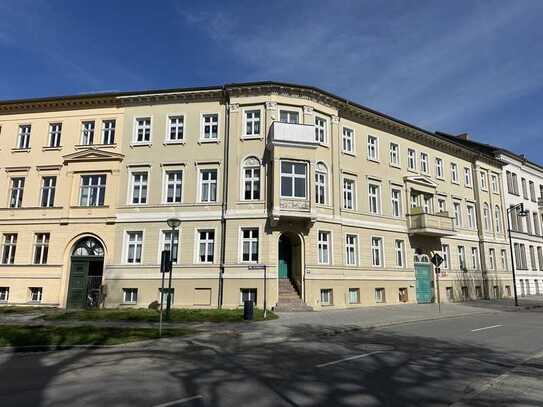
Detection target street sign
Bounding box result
[248,265,265,270]
[431,253,444,267]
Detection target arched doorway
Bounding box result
[414,253,433,304]
[67,237,105,309]
[278,232,303,295]
[278,234,292,280]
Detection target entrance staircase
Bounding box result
[275,279,313,312]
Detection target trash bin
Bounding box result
[243,300,254,321]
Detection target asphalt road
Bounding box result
[1,309,542,406]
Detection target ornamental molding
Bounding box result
[303,106,314,115]
[229,103,240,112]
[265,101,277,110]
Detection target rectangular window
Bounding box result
[423,195,433,214]
[375,288,385,303]
[435,158,443,178]
[81,121,95,145]
[123,288,138,304]
[407,148,416,170]
[367,135,378,160]
[0,287,8,302]
[475,286,482,298]
[458,246,466,270]
[280,161,306,198]
[521,178,528,199]
[529,181,536,202]
[1,234,17,264]
[446,287,454,301]
[533,213,540,236]
[480,171,488,190]
[343,178,355,210]
[48,123,62,147]
[349,288,360,304]
[167,115,184,142]
[17,124,31,149]
[198,230,215,263]
[395,240,405,267]
[368,184,381,215]
[464,168,472,186]
[453,202,461,227]
[29,287,43,303]
[314,116,327,144]
[391,188,402,217]
[40,176,56,208]
[438,198,446,213]
[461,286,469,300]
[126,231,143,264]
[320,289,333,305]
[134,117,151,143]
[102,120,116,144]
[471,247,479,269]
[488,248,496,270]
[165,170,183,203]
[389,143,399,166]
[442,244,450,269]
[467,205,476,229]
[244,110,261,137]
[240,288,257,304]
[130,172,148,205]
[279,110,299,124]
[33,233,50,265]
[420,152,428,173]
[512,173,519,195]
[345,234,358,266]
[318,231,330,265]
[451,163,458,183]
[371,237,383,267]
[244,165,261,201]
[491,174,498,193]
[200,169,218,202]
[162,230,179,263]
[241,228,259,263]
[343,128,354,153]
[9,177,25,208]
[399,288,408,303]
[80,175,106,206]
[537,247,543,271]
[202,113,219,140]
[530,246,537,271]
[501,249,507,270]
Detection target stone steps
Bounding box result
[276,279,313,312]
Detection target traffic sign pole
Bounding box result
[435,267,441,313]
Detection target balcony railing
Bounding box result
[407,209,456,237]
[269,122,317,147]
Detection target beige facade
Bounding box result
[0,83,513,310]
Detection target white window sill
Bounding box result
[75,144,117,149]
[241,135,262,140]
[367,158,380,163]
[343,150,356,157]
[12,148,31,153]
[42,146,63,151]
[121,302,137,306]
[390,163,401,169]
[198,139,220,144]
[163,140,185,145]
[436,176,445,181]
[238,200,265,204]
[130,142,152,147]
[407,168,418,174]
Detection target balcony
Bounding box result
[407,209,456,237]
[268,121,318,148]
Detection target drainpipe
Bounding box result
[218,88,230,309]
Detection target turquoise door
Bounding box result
[278,235,291,279]
[415,263,433,303]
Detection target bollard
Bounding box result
[243,300,254,321]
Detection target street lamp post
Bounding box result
[506,203,528,307]
[165,217,181,320]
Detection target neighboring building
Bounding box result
[0,82,514,310]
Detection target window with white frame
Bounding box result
[371,237,383,267]
[491,174,498,193]
[1,234,17,264]
[29,287,42,303]
[533,212,540,236]
[280,161,306,198]
[48,123,62,147]
[538,247,543,271]
[279,110,299,124]
[318,231,330,264]
[422,195,433,214]
[102,120,116,144]
[438,198,446,213]
[442,244,450,269]
[489,248,496,270]
[315,163,327,205]
[167,115,184,142]
[521,178,528,199]
[126,231,143,264]
[471,247,479,269]
[17,124,31,149]
[375,288,385,303]
[390,143,400,166]
[320,288,333,305]
[81,121,95,145]
[134,117,151,143]
[40,176,56,208]
[130,172,148,205]
[530,181,537,202]
[343,127,354,153]
[198,230,215,263]
[410,192,418,210]
[241,228,259,262]
[348,288,360,304]
[33,233,50,265]
[80,175,106,206]
[458,246,466,270]
[420,152,429,173]
[407,148,416,170]
[165,170,183,203]
[162,230,179,263]
[244,110,261,137]
[480,171,488,190]
[241,288,257,304]
[530,246,537,270]
[467,205,476,229]
[345,234,358,266]
[343,178,355,210]
[483,203,491,231]
[453,202,461,227]
[501,249,507,270]
[391,188,402,217]
[368,183,381,214]
[123,288,138,304]
[395,240,405,267]
[243,158,260,201]
[495,206,502,233]
[314,116,327,144]
[200,169,218,202]
[451,163,459,183]
[0,287,8,302]
[464,167,472,186]
[435,158,443,178]
[367,135,378,161]
[202,113,219,140]
[9,177,25,208]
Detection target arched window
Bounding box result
[315,162,328,205]
[495,205,502,233]
[242,157,260,200]
[483,203,491,231]
[72,237,104,257]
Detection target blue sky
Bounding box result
[1,0,542,161]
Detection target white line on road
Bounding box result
[153,395,204,407]
[471,324,503,332]
[316,351,384,368]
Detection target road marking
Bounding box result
[316,351,384,368]
[471,324,503,332]
[153,395,203,407]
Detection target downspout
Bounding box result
[218,87,230,309]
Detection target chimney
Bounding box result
[456,133,469,140]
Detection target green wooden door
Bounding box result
[278,237,290,279]
[415,263,433,304]
[278,258,289,279]
[67,260,89,309]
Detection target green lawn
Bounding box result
[45,308,277,323]
[0,306,60,315]
[0,325,192,348]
